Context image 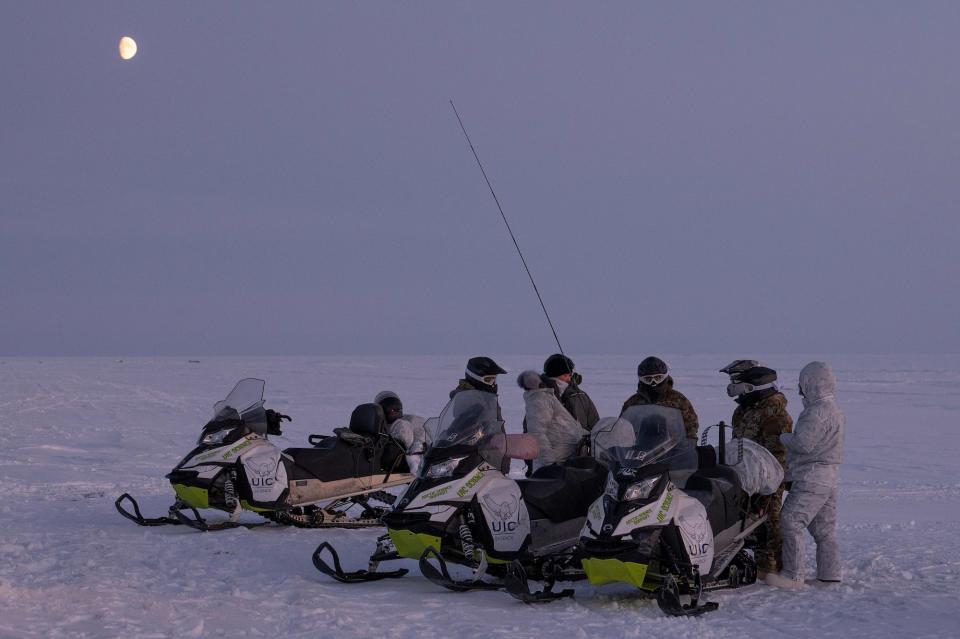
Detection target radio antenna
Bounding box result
[449,100,566,360]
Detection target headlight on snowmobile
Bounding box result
[622,475,662,501]
[424,456,467,479]
[200,428,234,446]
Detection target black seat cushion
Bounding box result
[284,436,397,482]
[696,445,717,469]
[685,466,746,532]
[349,403,385,438]
[519,457,607,523]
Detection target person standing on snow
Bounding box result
[541,354,600,432]
[721,360,793,577]
[621,356,700,440]
[517,370,588,471]
[375,391,430,476]
[765,361,845,589]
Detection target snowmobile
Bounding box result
[116,378,415,531]
[512,405,782,616]
[312,389,608,596]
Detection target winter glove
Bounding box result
[265,409,292,435]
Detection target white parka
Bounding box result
[780,361,845,487]
[518,371,587,470]
[389,414,429,475]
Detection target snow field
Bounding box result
[1,355,958,638]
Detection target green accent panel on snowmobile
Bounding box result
[581,557,652,589]
[172,484,210,509]
[388,529,442,560]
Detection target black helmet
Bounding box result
[726,365,778,398]
[543,353,575,378]
[719,359,761,381]
[374,391,404,424]
[466,356,507,387]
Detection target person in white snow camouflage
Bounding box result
[375,391,430,476]
[517,370,588,471]
[766,361,845,589]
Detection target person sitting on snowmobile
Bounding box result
[450,356,507,419]
[517,370,589,472]
[621,356,699,440]
[375,390,430,475]
[519,354,599,476]
[765,361,845,590]
[541,354,600,432]
[721,360,793,578]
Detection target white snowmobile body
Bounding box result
[578,407,766,595]
[384,390,606,573]
[159,379,413,526]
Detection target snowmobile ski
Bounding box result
[312,541,408,583]
[170,503,275,532]
[504,561,574,603]
[655,574,719,617]
[417,547,503,592]
[115,493,183,527]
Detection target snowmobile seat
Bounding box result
[349,403,386,438]
[693,464,743,494]
[696,445,717,469]
[685,471,744,532]
[283,442,379,482]
[519,457,607,523]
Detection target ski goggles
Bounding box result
[726,381,778,398]
[466,369,499,386]
[639,373,668,386]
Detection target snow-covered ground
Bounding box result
[1,355,958,638]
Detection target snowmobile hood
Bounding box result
[799,361,836,406]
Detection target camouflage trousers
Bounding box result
[755,487,784,574]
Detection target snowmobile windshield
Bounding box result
[211,378,268,434]
[592,405,690,470]
[429,390,505,467]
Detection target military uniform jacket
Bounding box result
[731,391,793,467]
[620,377,699,440]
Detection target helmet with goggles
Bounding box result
[637,356,669,386]
[465,356,507,387]
[725,365,778,397]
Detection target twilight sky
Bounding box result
[2,2,958,356]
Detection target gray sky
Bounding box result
[2,2,958,356]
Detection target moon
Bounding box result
[119,36,137,60]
